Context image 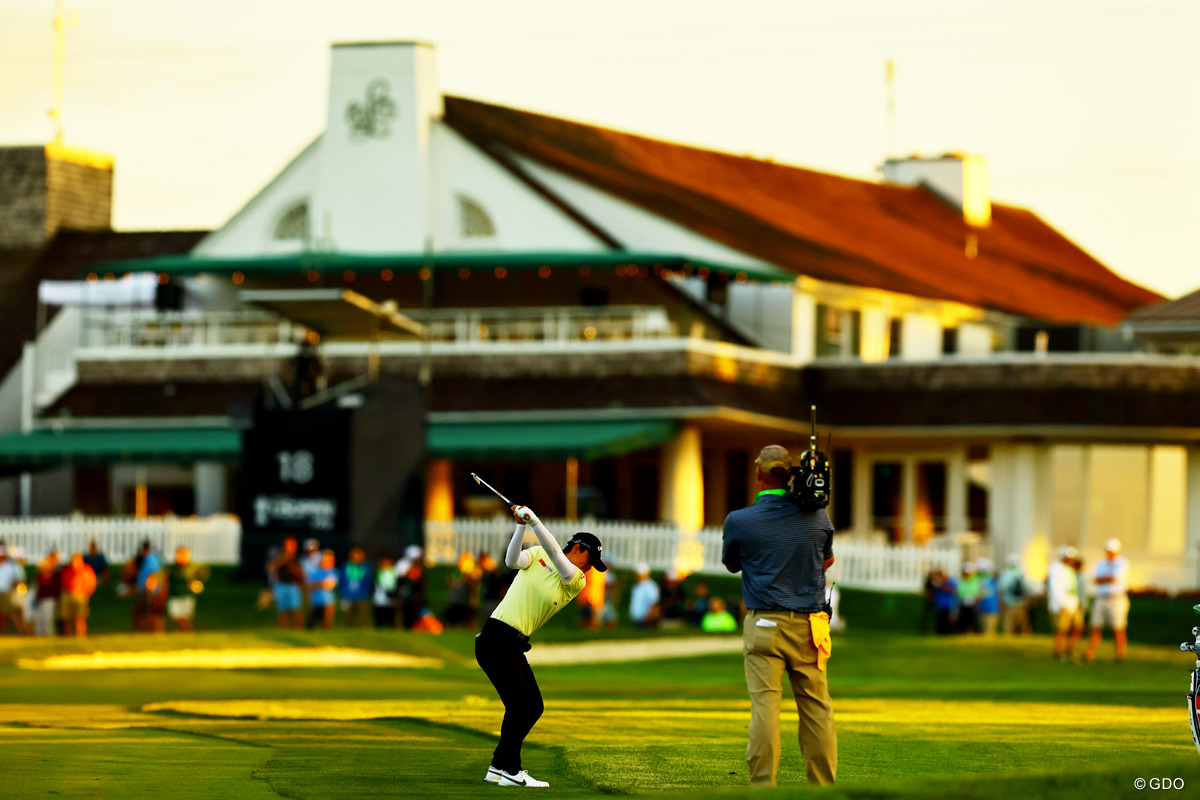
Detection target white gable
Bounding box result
[193,138,321,257]
[430,123,605,252]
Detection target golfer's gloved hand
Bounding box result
[513,506,540,527]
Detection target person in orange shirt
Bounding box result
[578,560,606,629]
[58,552,97,637]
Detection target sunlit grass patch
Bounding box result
[17,647,443,670]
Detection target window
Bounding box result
[816,304,861,358]
[458,195,495,238]
[942,326,958,355]
[888,317,903,357]
[274,202,310,241]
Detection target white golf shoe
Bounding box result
[485,767,502,784]
[497,769,549,788]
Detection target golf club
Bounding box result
[470,472,516,508]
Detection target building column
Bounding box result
[901,456,917,543]
[790,290,816,362]
[425,459,454,522]
[193,462,227,516]
[659,425,704,532]
[946,446,968,535]
[705,445,728,527]
[852,447,872,536]
[1187,447,1200,588]
[990,443,1052,578]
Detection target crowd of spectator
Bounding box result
[923,542,1131,662]
[0,538,207,637]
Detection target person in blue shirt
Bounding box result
[931,569,957,635]
[340,546,373,628]
[628,563,660,627]
[976,558,1001,635]
[306,549,339,629]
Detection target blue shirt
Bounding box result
[309,567,338,608]
[934,578,958,611]
[722,491,834,613]
[978,576,1000,614]
[629,578,660,622]
[341,562,373,602]
[136,552,161,590]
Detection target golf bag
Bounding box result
[1181,606,1200,755]
[789,405,831,512]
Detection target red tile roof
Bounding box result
[443,97,1159,325]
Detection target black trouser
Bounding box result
[475,618,543,774]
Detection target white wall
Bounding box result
[193,138,322,257]
[901,312,941,360]
[313,42,442,253]
[725,282,796,353]
[958,322,993,357]
[429,123,604,252]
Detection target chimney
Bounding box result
[312,41,442,253]
[881,153,991,227]
[0,142,113,250]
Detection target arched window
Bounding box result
[274,201,310,241]
[458,194,495,238]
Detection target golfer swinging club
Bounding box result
[476,503,606,788]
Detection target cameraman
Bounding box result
[722,445,836,787]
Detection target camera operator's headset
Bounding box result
[790,405,831,512]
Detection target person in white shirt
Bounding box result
[628,563,661,627]
[1083,538,1129,662]
[1046,546,1080,661]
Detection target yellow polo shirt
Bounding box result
[491,546,586,637]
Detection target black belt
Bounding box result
[482,617,530,644]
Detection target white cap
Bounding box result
[1006,553,1020,566]
[976,557,993,572]
[962,561,976,573]
[405,545,423,559]
[1059,545,1074,559]
[1105,538,1122,554]
[635,562,650,576]
[666,568,679,581]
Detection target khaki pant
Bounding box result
[743,609,837,786]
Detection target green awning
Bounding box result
[427,419,679,461]
[0,428,242,473]
[90,250,794,285]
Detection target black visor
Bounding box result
[567,532,607,572]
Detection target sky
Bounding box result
[1,0,1197,298]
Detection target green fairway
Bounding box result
[1,628,1197,798]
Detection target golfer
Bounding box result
[476,504,606,788]
[723,445,837,787]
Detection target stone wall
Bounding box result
[46,151,113,234]
[0,147,49,249]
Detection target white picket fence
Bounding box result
[0,515,242,565]
[425,517,962,593]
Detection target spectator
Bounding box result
[578,557,606,629]
[976,558,1000,635]
[58,552,97,637]
[658,569,687,626]
[306,549,339,629]
[83,540,109,586]
[930,569,957,635]
[373,555,398,628]
[1048,546,1081,661]
[955,562,981,634]
[998,554,1031,634]
[397,546,428,629]
[479,553,505,620]
[268,536,305,629]
[598,569,620,628]
[444,551,480,628]
[301,538,322,616]
[1068,555,1089,657]
[919,569,938,633]
[341,547,373,628]
[0,545,25,634]
[1083,538,1130,662]
[134,540,165,633]
[32,551,61,637]
[166,547,209,632]
[687,582,712,626]
[629,563,660,627]
[701,597,738,632]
